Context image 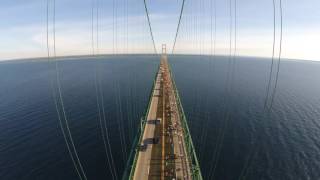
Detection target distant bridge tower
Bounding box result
[162,44,167,55]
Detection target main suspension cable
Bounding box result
[171,0,186,54]
[143,0,158,54]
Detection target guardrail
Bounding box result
[122,58,203,180]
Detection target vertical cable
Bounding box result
[92,0,118,179]
[115,81,127,165]
[46,1,83,179]
[269,0,283,110]
[113,0,115,54]
[264,0,277,110]
[209,0,235,178]
[206,0,221,178]
[91,0,95,56]
[238,0,283,179]
[47,0,87,179]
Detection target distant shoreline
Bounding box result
[0,54,318,64]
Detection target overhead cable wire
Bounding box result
[269,0,283,111]
[53,1,88,179]
[126,89,133,142]
[113,0,115,54]
[118,87,127,159]
[209,0,236,178]
[46,0,87,179]
[98,76,119,179]
[238,0,277,176]
[115,0,118,54]
[126,0,129,54]
[171,0,186,54]
[116,81,128,163]
[111,0,128,166]
[46,1,84,180]
[199,0,211,163]
[206,0,222,178]
[126,0,133,140]
[263,0,277,110]
[143,0,158,54]
[96,72,119,180]
[91,0,117,179]
[53,2,88,180]
[238,0,283,179]
[96,0,99,54]
[231,0,237,79]
[94,73,117,180]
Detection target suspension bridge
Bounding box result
[120,45,202,180]
[43,0,284,179]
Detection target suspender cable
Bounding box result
[206,0,221,178]
[239,0,277,176]
[116,81,128,164]
[113,0,115,54]
[91,0,118,179]
[269,0,283,111]
[53,1,88,179]
[199,0,212,163]
[97,68,119,179]
[238,0,283,179]
[264,0,277,110]
[46,0,87,179]
[46,1,84,180]
[209,0,236,178]
[238,0,276,176]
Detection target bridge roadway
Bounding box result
[133,55,191,180]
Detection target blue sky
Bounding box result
[0,0,319,61]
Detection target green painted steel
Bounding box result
[122,59,203,180]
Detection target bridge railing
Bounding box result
[122,63,160,180]
[168,61,203,180]
[122,58,203,180]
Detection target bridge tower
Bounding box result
[162,44,167,55]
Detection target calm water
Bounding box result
[1,55,320,179]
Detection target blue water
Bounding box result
[1,55,320,179]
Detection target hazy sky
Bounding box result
[0,0,319,61]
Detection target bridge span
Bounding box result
[122,46,202,180]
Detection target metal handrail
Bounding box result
[122,59,203,180]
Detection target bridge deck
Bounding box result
[133,69,162,180]
[133,55,191,180]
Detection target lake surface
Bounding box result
[1,55,320,179]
